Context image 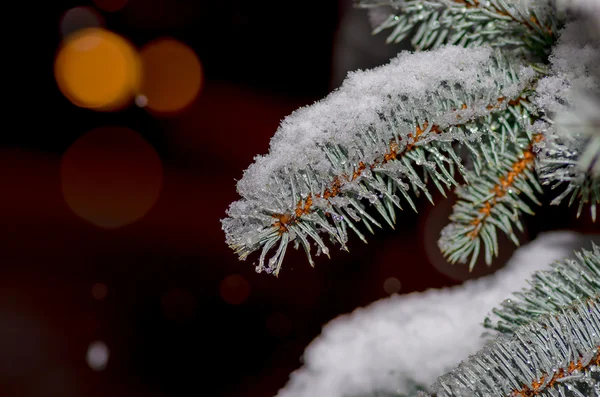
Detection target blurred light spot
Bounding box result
[220,274,250,305]
[139,38,202,114]
[135,94,148,108]
[86,341,109,371]
[383,277,401,294]
[265,312,292,338]
[60,7,104,38]
[54,28,140,111]
[61,126,163,229]
[161,288,197,323]
[91,283,108,300]
[93,0,128,12]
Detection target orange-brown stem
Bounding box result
[271,96,526,234]
[272,121,442,233]
[510,346,600,397]
[454,0,552,34]
[468,134,543,239]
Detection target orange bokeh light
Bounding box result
[61,127,163,229]
[93,0,128,12]
[54,28,140,111]
[139,38,203,114]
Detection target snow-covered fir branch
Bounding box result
[426,297,600,397]
[485,241,600,333]
[533,22,600,220]
[222,46,538,275]
[219,1,600,397]
[275,232,600,397]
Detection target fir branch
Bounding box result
[426,297,600,397]
[536,119,600,220]
[439,132,544,270]
[484,242,600,333]
[532,22,600,221]
[222,46,538,275]
[355,0,557,54]
[275,232,585,397]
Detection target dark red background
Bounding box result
[4,1,597,396]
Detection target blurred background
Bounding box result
[3,1,598,396]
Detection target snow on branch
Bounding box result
[555,0,600,27]
[533,22,600,220]
[485,240,600,333]
[275,232,599,397]
[427,297,600,397]
[222,45,537,275]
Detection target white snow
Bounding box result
[533,22,599,116]
[223,45,535,265]
[275,231,600,397]
[533,21,600,196]
[555,0,600,26]
[238,46,528,200]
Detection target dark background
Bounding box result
[3,1,598,396]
